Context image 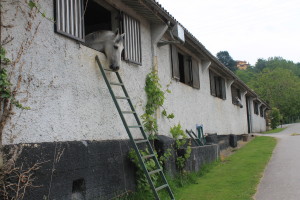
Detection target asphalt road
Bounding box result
[254,123,300,200]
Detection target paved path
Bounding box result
[254,123,300,200]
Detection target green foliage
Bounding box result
[28,1,55,22]
[0,68,12,100]
[144,70,165,115]
[0,49,30,110]
[128,149,160,199]
[270,108,282,129]
[1,47,11,65]
[235,68,256,84]
[262,127,285,134]
[141,70,174,135]
[216,51,237,72]
[236,57,300,122]
[248,68,300,122]
[170,123,192,170]
[176,136,277,200]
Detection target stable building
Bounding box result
[1,0,269,199]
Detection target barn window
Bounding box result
[231,85,241,106]
[209,70,226,99]
[171,45,200,89]
[54,0,142,64]
[254,101,259,115]
[260,105,264,117]
[121,13,142,65]
[55,0,85,42]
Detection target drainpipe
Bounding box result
[150,23,169,121]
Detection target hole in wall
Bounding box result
[71,178,86,200]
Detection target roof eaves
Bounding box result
[137,0,270,108]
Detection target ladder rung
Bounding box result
[155,184,168,192]
[122,111,136,114]
[135,139,148,144]
[116,96,130,100]
[149,168,162,175]
[104,68,115,72]
[143,154,155,159]
[128,125,142,128]
[110,82,123,86]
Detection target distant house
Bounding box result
[1,0,270,199]
[236,60,250,70]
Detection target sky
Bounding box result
[156,0,300,65]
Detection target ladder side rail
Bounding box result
[115,70,175,199]
[115,72,149,139]
[95,56,161,199]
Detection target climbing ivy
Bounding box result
[0,47,30,110]
[28,1,55,22]
[141,70,174,137]
[128,149,160,198]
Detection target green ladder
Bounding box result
[95,56,175,200]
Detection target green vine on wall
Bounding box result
[141,70,174,137]
[28,1,55,22]
[0,47,29,110]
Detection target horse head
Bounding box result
[105,29,125,71]
[85,29,125,71]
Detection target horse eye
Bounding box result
[114,45,118,49]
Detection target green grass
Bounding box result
[175,136,277,200]
[262,127,286,134]
[119,137,277,200]
[291,133,300,136]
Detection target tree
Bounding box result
[254,58,267,72]
[248,68,300,122]
[270,108,282,129]
[235,68,256,84]
[216,51,237,72]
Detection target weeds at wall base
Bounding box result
[117,161,220,200]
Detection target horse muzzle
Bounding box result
[110,64,120,71]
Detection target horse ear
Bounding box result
[120,33,125,39]
[115,28,119,35]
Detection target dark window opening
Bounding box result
[171,45,200,89]
[178,53,185,83]
[260,106,264,117]
[231,86,241,106]
[254,101,259,115]
[209,70,226,99]
[84,0,112,35]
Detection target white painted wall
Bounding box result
[1,0,152,144]
[249,99,267,132]
[156,45,249,136]
[1,0,266,145]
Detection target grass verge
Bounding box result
[176,136,276,200]
[118,136,276,200]
[262,127,285,134]
[291,133,300,136]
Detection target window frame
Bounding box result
[54,0,85,42]
[254,101,259,115]
[209,70,226,100]
[120,12,142,65]
[170,45,200,89]
[260,105,264,117]
[231,85,241,106]
[54,0,142,65]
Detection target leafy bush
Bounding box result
[271,107,282,129]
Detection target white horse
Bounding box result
[85,29,125,71]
